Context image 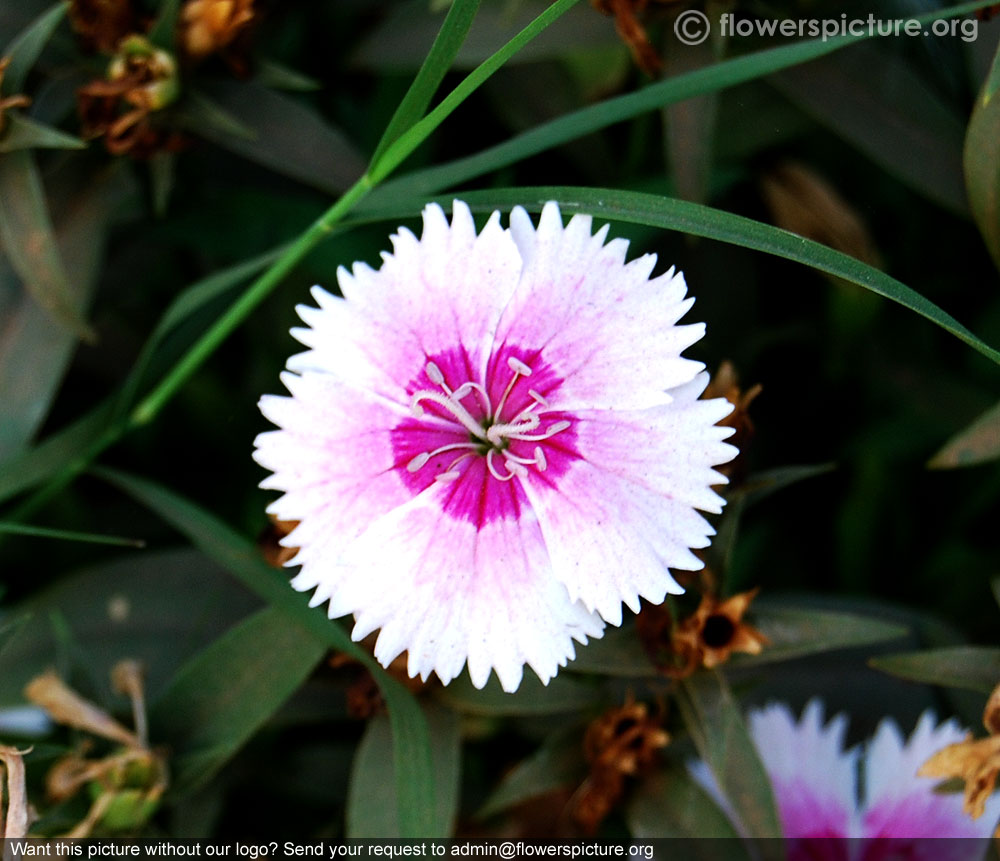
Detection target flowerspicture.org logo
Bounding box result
[673,10,979,46]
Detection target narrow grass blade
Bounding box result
[0,522,144,548]
[116,245,286,418]
[363,0,994,206]
[94,467,437,837]
[370,0,482,166]
[369,0,583,183]
[442,187,1000,366]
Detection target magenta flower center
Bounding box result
[390,344,578,527]
[407,355,569,482]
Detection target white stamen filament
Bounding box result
[406,356,570,483]
[407,441,478,472]
[411,389,487,440]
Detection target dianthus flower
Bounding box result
[691,700,1000,854]
[254,201,736,692]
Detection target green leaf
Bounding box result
[369,0,584,183]
[771,43,967,214]
[191,81,367,196]
[730,463,837,506]
[0,150,95,342]
[965,32,1000,270]
[0,114,85,153]
[476,727,584,820]
[346,703,461,838]
[363,0,995,206]
[0,615,30,663]
[0,400,114,506]
[569,625,654,677]
[370,0,482,167]
[0,548,262,708]
[436,670,601,716]
[2,3,67,94]
[354,0,611,71]
[676,671,782,839]
[147,0,181,50]
[439,187,1000,366]
[95,468,438,837]
[928,400,1000,469]
[572,605,905,677]
[733,606,908,667]
[626,767,744,841]
[0,521,143,547]
[151,607,326,792]
[254,60,321,93]
[0,166,128,461]
[870,647,1000,694]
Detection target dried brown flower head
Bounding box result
[669,588,768,676]
[24,662,167,838]
[571,698,669,833]
[0,57,32,138]
[919,681,1000,820]
[180,0,255,60]
[67,0,141,54]
[77,35,182,157]
[259,515,300,568]
[328,649,431,720]
[703,361,761,485]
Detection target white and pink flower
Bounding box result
[254,200,736,692]
[693,700,1000,854]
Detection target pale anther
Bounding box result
[425,361,445,385]
[535,447,547,471]
[408,452,430,472]
[528,389,548,407]
[507,356,532,376]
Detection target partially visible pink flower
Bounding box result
[254,200,736,692]
[691,700,1000,856]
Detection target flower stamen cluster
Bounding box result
[407,357,570,483]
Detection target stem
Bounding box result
[128,175,372,428]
